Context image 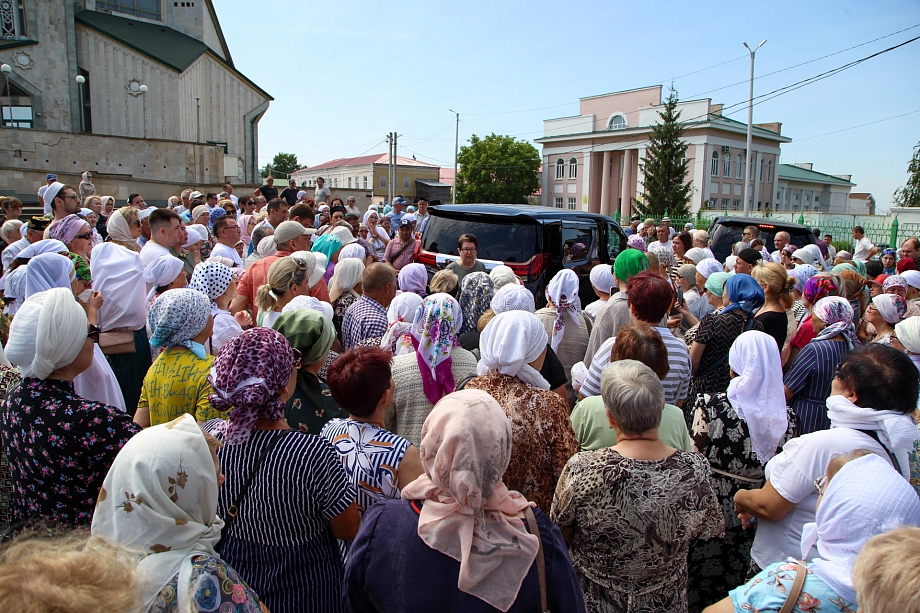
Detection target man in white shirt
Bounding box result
[139,208,183,266]
[691,230,715,259]
[314,176,332,205]
[646,224,673,251]
[823,234,837,264]
[660,216,677,239]
[852,225,877,262]
[223,183,239,208]
[210,215,245,268]
[771,231,790,263]
[415,198,431,233]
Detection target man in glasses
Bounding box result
[742,225,760,245]
[46,183,82,222]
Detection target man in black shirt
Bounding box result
[280,178,300,206]
[258,176,279,200]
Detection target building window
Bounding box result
[1,105,32,128]
[736,154,743,179]
[98,0,161,20]
[732,199,741,210]
[569,157,577,179]
[723,154,731,178]
[363,176,368,190]
[379,176,386,188]
[607,114,627,130]
[555,158,565,179]
[710,151,719,176]
[333,178,338,188]
[767,160,773,183]
[1,0,28,39]
[554,197,563,208]
[0,79,31,128]
[721,198,730,209]
[567,197,576,210]
[403,177,409,189]
[347,177,352,189]
[749,156,754,181]
[760,158,765,182]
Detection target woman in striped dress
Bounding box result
[203,328,359,613]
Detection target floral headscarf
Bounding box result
[545,268,582,352]
[380,292,423,355]
[789,264,818,292]
[147,288,211,359]
[48,214,89,246]
[803,275,839,305]
[458,272,494,335]
[411,293,463,405]
[813,296,860,349]
[872,293,907,325]
[627,234,647,252]
[650,246,676,269]
[68,252,91,284]
[208,327,295,445]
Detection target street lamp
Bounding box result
[75,74,86,132]
[742,39,766,217]
[449,109,458,204]
[1,64,11,129]
[138,84,148,139]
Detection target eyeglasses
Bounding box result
[460,247,477,252]
[62,194,79,201]
[74,232,92,240]
[291,348,302,369]
[87,324,100,344]
[813,474,828,494]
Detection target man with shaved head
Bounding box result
[771,231,791,263]
[341,263,397,350]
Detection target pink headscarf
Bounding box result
[401,389,539,612]
[238,214,253,246]
[48,214,89,246]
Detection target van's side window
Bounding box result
[606,222,622,261]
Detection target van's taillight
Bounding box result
[507,254,546,283]
[417,250,436,266]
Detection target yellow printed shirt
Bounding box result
[139,348,223,425]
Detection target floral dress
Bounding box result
[687,392,799,612]
[332,292,359,342]
[0,365,21,532]
[151,554,267,613]
[551,448,724,613]
[729,561,857,613]
[686,310,763,407]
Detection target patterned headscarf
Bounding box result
[883,274,908,293]
[803,275,839,305]
[68,252,91,283]
[812,296,860,349]
[458,272,494,335]
[789,264,818,292]
[545,269,582,352]
[871,293,907,325]
[411,293,463,405]
[626,234,647,252]
[147,288,211,358]
[650,246,676,268]
[208,327,295,445]
[380,292,423,355]
[721,274,765,316]
[208,207,226,229]
[490,283,535,314]
[188,260,233,307]
[48,214,89,246]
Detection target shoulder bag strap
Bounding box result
[389,239,415,264]
[223,430,289,534]
[778,560,808,613]
[523,506,548,613]
[856,428,902,475]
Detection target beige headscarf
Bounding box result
[401,389,539,611]
[106,208,140,252]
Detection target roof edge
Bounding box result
[580,84,663,102]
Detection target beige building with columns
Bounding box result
[536,85,791,218]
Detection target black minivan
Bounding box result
[706,216,817,263]
[417,204,627,308]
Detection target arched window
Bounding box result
[569,157,577,179]
[723,153,731,178]
[555,158,565,179]
[711,151,720,176]
[760,158,765,182]
[607,114,627,130]
[736,154,743,179]
[767,160,773,183]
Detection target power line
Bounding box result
[785,109,920,144]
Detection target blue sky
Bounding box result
[215,0,920,211]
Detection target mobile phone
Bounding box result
[676,286,684,307]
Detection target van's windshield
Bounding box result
[422,216,539,263]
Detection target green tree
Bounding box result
[261,152,299,179]
[455,134,541,204]
[893,141,920,208]
[634,85,693,218]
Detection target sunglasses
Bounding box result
[87,324,100,343]
[74,232,92,240]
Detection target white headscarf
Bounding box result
[338,243,365,261]
[6,287,87,379]
[477,311,549,389]
[257,235,277,258]
[489,265,521,291]
[588,264,615,294]
[380,291,423,355]
[184,224,206,248]
[799,454,920,603]
[490,284,535,314]
[545,268,582,352]
[91,414,224,612]
[17,239,68,261]
[143,254,185,300]
[105,208,138,246]
[282,295,334,321]
[696,258,723,279]
[726,330,788,464]
[683,247,708,264]
[328,257,365,302]
[24,253,75,298]
[895,317,920,354]
[90,242,147,331]
[797,244,829,271]
[2,266,28,315]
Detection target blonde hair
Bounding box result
[477,308,496,332]
[83,195,101,209]
[853,526,920,613]
[752,262,796,309]
[255,257,308,314]
[429,269,458,295]
[119,206,139,227]
[0,533,138,613]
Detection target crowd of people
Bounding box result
[0,180,919,613]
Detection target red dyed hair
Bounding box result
[627,270,674,324]
[326,346,393,418]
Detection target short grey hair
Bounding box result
[692,229,709,245]
[776,231,791,241]
[1,219,22,243]
[250,226,273,247]
[167,196,181,208]
[600,359,665,435]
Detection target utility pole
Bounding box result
[196,97,201,143]
[449,109,459,204]
[742,39,766,217]
[386,132,393,206]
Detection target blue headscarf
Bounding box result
[310,233,343,261]
[722,274,765,316]
[208,207,226,230]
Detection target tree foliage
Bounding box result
[893,141,920,208]
[634,85,693,218]
[262,152,299,179]
[456,134,541,204]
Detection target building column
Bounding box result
[600,150,612,216]
[620,149,633,219]
[753,151,763,211]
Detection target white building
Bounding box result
[774,163,857,214]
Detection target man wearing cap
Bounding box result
[136,208,154,247]
[46,182,81,222]
[385,198,406,238]
[139,208,183,266]
[231,220,316,316]
[735,248,762,275]
[280,178,300,206]
[37,174,58,215]
[383,218,418,272]
[313,176,331,206]
[660,216,676,239]
[2,216,48,270]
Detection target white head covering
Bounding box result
[724,255,738,272]
[338,243,366,261]
[184,224,206,247]
[137,207,154,221]
[799,454,920,603]
[696,258,723,279]
[797,244,829,271]
[328,257,365,302]
[24,253,75,298]
[281,295,334,321]
[143,254,185,302]
[683,247,708,264]
[105,208,137,246]
[726,330,788,464]
[42,181,65,206]
[872,293,905,325]
[257,235,277,258]
[588,264,615,294]
[91,414,224,613]
[17,239,68,260]
[895,317,920,354]
[2,266,28,315]
[489,265,521,291]
[189,260,234,305]
[380,291,423,355]
[901,269,920,290]
[309,252,327,287]
[90,242,147,330]
[545,268,582,352]
[6,287,88,379]
[289,251,318,288]
[477,310,549,389]
[490,283,535,314]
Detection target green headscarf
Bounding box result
[705,272,731,297]
[851,259,867,277]
[310,233,343,262]
[832,263,858,276]
[68,252,91,283]
[272,308,335,367]
[613,249,649,284]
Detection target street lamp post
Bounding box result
[742,39,766,217]
[1,64,11,129]
[75,74,86,132]
[449,109,458,204]
[139,84,148,139]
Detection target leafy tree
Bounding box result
[456,134,541,204]
[261,152,299,179]
[893,141,920,208]
[634,85,692,218]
